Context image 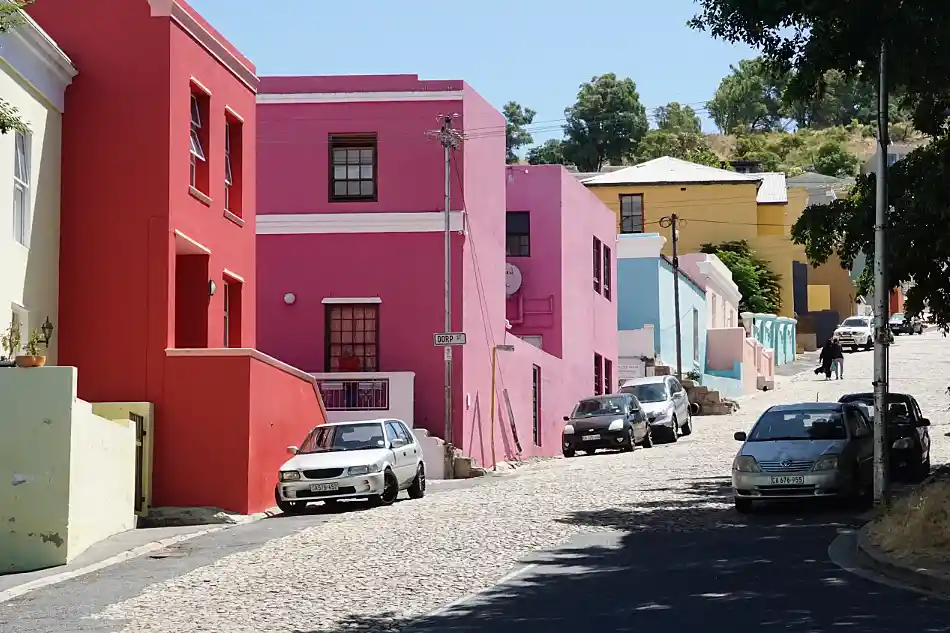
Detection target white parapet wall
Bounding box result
[0,366,136,573]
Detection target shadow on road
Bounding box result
[293,477,947,633]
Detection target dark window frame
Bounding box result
[593,237,602,293]
[532,364,541,446]
[619,194,644,234]
[594,353,603,395]
[329,133,378,202]
[324,303,380,372]
[506,211,531,257]
[604,358,613,394]
[603,244,612,300]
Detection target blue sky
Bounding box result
[189,0,756,144]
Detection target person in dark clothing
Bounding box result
[816,339,835,380]
[830,337,845,379]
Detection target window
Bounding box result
[223,117,244,217]
[223,281,229,348]
[594,353,603,395]
[506,212,531,257]
[593,237,602,293]
[693,308,700,363]
[329,134,377,201]
[13,131,30,246]
[394,421,415,444]
[325,304,379,371]
[604,358,613,394]
[603,245,612,300]
[532,364,541,446]
[619,194,644,234]
[384,421,401,445]
[189,90,210,195]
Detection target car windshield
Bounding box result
[889,313,904,322]
[621,383,668,403]
[748,409,848,441]
[842,318,869,327]
[572,397,627,418]
[298,423,386,453]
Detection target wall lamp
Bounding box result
[40,316,54,346]
[209,280,217,296]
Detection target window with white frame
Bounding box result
[13,131,30,246]
[189,95,206,188]
[224,122,232,211]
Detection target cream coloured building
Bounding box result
[0,13,76,363]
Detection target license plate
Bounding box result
[770,476,805,485]
[582,434,601,441]
[310,483,339,492]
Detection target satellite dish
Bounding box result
[506,263,522,296]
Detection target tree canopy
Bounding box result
[700,240,783,314]
[692,0,950,321]
[0,1,32,135]
[707,58,788,133]
[526,138,567,166]
[502,101,536,164]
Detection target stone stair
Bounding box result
[681,378,740,416]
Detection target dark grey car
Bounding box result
[562,394,652,457]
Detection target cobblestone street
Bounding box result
[2,331,949,633]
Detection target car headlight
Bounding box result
[279,470,301,481]
[563,424,575,434]
[892,438,913,450]
[347,463,384,476]
[733,456,761,472]
[653,406,673,421]
[812,455,838,471]
[608,419,625,431]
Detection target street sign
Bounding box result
[434,332,466,346]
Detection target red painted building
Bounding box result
[29,0,326,515]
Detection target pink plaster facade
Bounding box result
[256,76,615,466]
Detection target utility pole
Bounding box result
[431,115,462,457]
[872,38,890,506]
[659,214,683,379]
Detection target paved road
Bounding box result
[1,331,948,632]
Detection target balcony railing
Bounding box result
[317,378,390,411]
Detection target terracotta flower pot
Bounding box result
[15,355,47,368]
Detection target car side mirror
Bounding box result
[563,416,570,422]
[734,431,747,442]
[391,438,407,449]
[287,446,299,455]
[919,418,931,427]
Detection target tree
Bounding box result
[560,73,649,172]
[700,240,782,314]
[0,1,32,135]
[730,134,783,172]
[812,141,859,177]
[654,102,703,134]
[502,101,536,164]
[637,129,722,167]
[690,0,950,320]
[707,58,788,133]
[785,70,911,129]
[526,139,567,166]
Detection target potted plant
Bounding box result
[0,318,20,367]
[15,328,47,368]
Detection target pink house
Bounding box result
[256,75,617,472]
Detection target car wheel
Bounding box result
[585,449,597,456]
[621,428,635,452]
[681,410,693,436]
[274,486,307,515]
[917,457,932,482]
[668,418,679,442]
[407,464,426,499]
[369,469,399,507]
[734,497,753,513]
[864,336,873,351]
[640,426,654,448]
[562,448,575,458]
[851,345,859,353]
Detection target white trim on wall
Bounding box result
[616,233,666,259]
[0,14,77,112]
[257,90,464,105]
[321,297,382,304]
[148,0,259,92]
[697,257,742,306]
[257,211,466,235]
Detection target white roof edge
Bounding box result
[15,11,77,79]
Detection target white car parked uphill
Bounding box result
[833,316,874,352]
[275,419,426,514]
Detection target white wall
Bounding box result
[310,371,415,426]
[679,253,741,329]
[0,15,75,363]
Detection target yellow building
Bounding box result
[581,157,809,317]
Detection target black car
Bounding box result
[888,313,924,335]
[562,393,652,457]
[837,392,931,481]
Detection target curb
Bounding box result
[855,525,950,595]
[0,506,279,604]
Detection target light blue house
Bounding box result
[616,234,708,376]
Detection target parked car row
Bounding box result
[730,391,932,513]
[561,375,694,458]
[888,312,925,335]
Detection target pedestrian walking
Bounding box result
[830,336,844,379]
[816,339,834,380]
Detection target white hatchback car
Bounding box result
[275,419,426,514]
